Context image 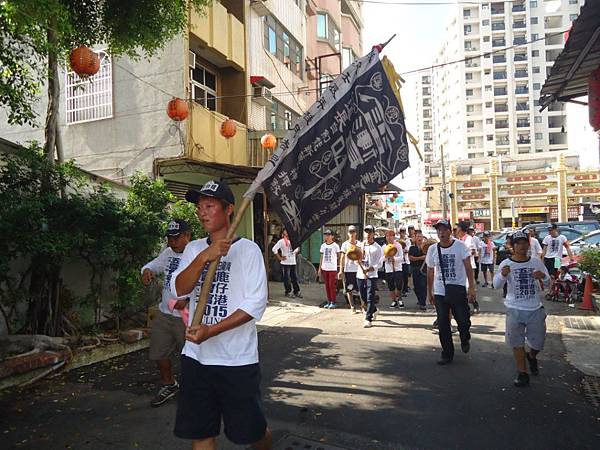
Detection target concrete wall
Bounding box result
[0,39,186,184]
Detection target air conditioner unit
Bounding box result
[252,86,273,106]
[250,0,271,16]
[189,51,196,68]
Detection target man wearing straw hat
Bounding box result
[357,225,384,328]
[339,225,363,314]
[170,179,272,450]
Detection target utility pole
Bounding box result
[440,144,448,220]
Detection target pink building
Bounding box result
[305,0,363,103]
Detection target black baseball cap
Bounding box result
[512,231,529,243]
[433,219,452,230]
[185,179,235,205]
[165,219,189,237]
[364,225,375,232]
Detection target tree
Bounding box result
[0,0,210,160]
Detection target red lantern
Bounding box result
[220,119,237,138]
[69,46,100,78]
[167,98,189,121]
[589,67,600,132]
[261,133,277,149]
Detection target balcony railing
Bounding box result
[493,72,507,80]
[513,37,527,45]
[491,8,504,15]
[492,39,506,47]
[514,54,528,62]
[494,104,509,112]
[493,56,506,63]
[513,22,526,29]
[496,139,510,146]
[517,121,530,128]
[517,138,531,144]
[494,88,508,96]
[512,5,526,13]
[515,70,528,78]
[492,22,505,30]
[495,121,509,129]
[465,61,480,68]
[516,102,529,111]
[548,103,565,112]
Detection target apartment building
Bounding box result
[415,0,591,226]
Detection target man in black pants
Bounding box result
[408,231,427,311]
[425,220,476,365]
[399,228,411,296]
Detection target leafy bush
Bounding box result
[0,145,199,334]
[578,248,600,281]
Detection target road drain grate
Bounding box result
[582,376,600,409]
[276,435,351,450]
[564,317,598,331]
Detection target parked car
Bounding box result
[520,223,583,244]
[569,230,600,255]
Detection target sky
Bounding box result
[361,0,454,201]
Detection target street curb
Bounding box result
[0,339,149,391]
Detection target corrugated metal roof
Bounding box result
[539,1,600,109]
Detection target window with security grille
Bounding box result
[65,50,112,124]
[190,58,217,111]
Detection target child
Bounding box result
[318,229,341,309]
[493,231,550,387]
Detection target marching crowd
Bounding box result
[137,178,578,449]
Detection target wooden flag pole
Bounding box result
[190,196,253,327]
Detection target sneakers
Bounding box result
[150,381,179,407]
[473,301,480,314]
[328,302,337,309]
[461,341,470,354]
[390,301,398,308]
[285,292,295,298]
[437,356,453,366]
[351,307,359,314]
[319,301,329,308]
[482,282,488,288]
[398,300,405,308]
[514,371,530,387]
[294,292,303,298]
[363,320,372,328]
[432,319,438,329]
[526,353,539,376]
[419,305,427,311]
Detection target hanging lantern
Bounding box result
[69,46,100,78]
[261,133,277,149]
[588,67,600,132]
[220,119,237,139]
[167,98,189,121]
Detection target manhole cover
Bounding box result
[564,317,598,331]
[582,376,600,409]
[276,435,351,450]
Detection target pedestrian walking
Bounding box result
[526,229,543,259]
[493,231,551,387]
[358,225,384,328]
[170,180,272,450]
[541,224,574,287]
[383,229,405,308]
[399,228,411,296]
[272,229,302,299]
[458,221,479,312]
[426,220,476,365]
[141,219,192,407]
[408,231,428,310]
[318,229,341,309]
[479,231,496,287]
[469,226,482,285]
[339,225,363,314]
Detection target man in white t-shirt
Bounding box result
[399,228,411,296]
[426,220,476,365]
[493,231,550,388]
[319,230,341,309]
[272,229,302,299]
[142,219,191,407]
[170,180,271,450]
[478,231,496,288]
[358,225,384,328]
[541,224,573,284]
[469,226,482,285]
[526,229,542,259]
[339,225,363,314]
[383,229,405,308]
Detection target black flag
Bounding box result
[244,48,410,248]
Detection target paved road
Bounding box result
[1,284,599,449]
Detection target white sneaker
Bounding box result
[363,320,372,328]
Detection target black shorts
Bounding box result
[174,356,267,445]
[385,271,403,291]
[481,263,494,273]
[344,272,358,292]
[544,257,557,277]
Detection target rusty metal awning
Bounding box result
[539,1,600,110]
